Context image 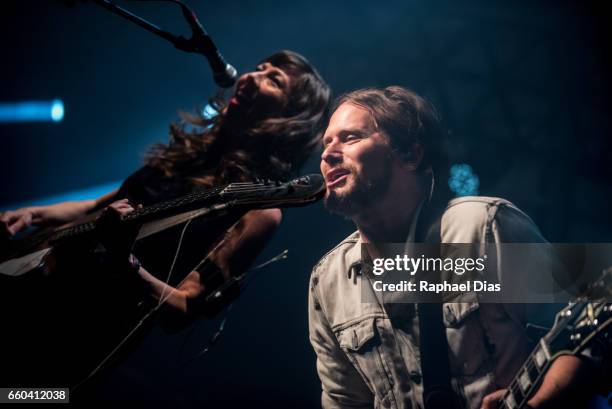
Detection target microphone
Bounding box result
[197,36,238,89]
[179,5,238,88]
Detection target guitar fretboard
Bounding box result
[13,183,247,252]
[4,175,323,261]
[499,339,552,409]
[50,185,227,242]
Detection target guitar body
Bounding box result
[0,175,325,393]
[0,210,244,392]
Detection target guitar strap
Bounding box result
[414,190,462,409]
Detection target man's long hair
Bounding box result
[146,50,331,188]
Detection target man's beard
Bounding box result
[324,165,392,218]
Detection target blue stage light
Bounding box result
[0,99,65,123]
[448,163,480,196]
[51,99,65,122]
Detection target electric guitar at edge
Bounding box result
[498,268,612,408]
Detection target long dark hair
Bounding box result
[146,50,331,188]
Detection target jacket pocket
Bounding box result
[336,318,395,407]
[442,302,493,377]
[337,318,377,351]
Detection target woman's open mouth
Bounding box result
[230,92,248,107]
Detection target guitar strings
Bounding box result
[46,182,295,242]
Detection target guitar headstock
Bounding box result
[219,174,326,208]
[500,268,611,409]
[546,267,612,358]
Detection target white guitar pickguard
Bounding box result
[0,248,52,277]
[137,204,228,240]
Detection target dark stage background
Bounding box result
[1,0,611,407]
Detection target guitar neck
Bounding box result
[5,174,325,260]
[42,184,228,245]
[498,295,612,409]
[498,339,554,409]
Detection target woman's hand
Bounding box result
[101,199,137,218]
[1,207,38,237]
[1,200,100,237]
[95,199,141,260]
[95,199,148,299]
[1,190,119,238]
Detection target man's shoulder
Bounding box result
[446,195,515,210]
[442,195,504,223]
[311,230,360,277]
[440,195,540,242]
[442,195,524,221]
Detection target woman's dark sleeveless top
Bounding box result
[115,166,243,286]
[117,166,191,207]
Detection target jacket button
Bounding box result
[381,397,391,408]
[409,371,422,384]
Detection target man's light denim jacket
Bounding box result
[308,196,558,409]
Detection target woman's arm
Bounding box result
[1,189,119,237]
[148,208,283,328]
[97,201,281,327]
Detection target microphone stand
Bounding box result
[91,0,236,87]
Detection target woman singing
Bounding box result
[0,50,330,388]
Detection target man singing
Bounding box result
[308,86,597,409]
